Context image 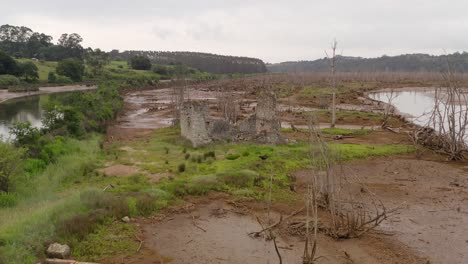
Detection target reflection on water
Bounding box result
[0,95,49,140]
[0,91,83,140]
[369,88,468,143]
[369,89,437,126]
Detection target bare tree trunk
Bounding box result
[326,40,338,128]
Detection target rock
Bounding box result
[122,216,130,223]
[46,243,71,259]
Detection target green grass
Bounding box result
[320,128,371,135]
[70,222,138,262]
[111,127,414,202]
[107,60,130,70]
[0,125,414,263]
[0,136,103,264]
[17,59,58,81]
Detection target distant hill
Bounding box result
[111,50,267,75]
[267,52,468,73]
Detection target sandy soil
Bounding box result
[0,85,97,103]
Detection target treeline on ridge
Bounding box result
[111,50,267,74]
[268,53,468,73]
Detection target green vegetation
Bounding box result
[56,58,85,82]
[0,74,20,88]
[112,127,414,202]
[130,55,151,70]
[320,127,371,136]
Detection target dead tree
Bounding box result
[381,89,398,128]
[325,40,338,128]
[306,113,395,239]
[423,63,468,160]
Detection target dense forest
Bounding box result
[0,24,84,61]
[268,53,468,73]
[111,50,267,74]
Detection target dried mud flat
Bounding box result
[340,158,468,264]
[115,199,424,264]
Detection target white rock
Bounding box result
[122,216,131,223]
[46,243,71,259]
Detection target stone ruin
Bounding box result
[179,101,212,147]
[180,91,285,147]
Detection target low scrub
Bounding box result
[0,75,20,88]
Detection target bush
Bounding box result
[203,151,216,160]
[47,72,57,83]
[216,170,258,188]
[190,154,203,163]
[0,75,20,88]
[0,51,20,76]
[177,163,186,172]
[19,62,39,82]
[185,174,222,195]
[0,141,25,192]
[80,189,129,218]
[135,195,156,216]
[226,153,240,160]
[130,56,151,70]
[56,58,85,82]
[57,211,108,239]
[55,75,73,84]
[0,192,18,208]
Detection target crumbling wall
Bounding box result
[254,91,285,144]
[179,91,285,146]
[180,101,212,147]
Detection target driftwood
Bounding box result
[248,207,305,237]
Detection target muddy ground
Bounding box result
[103,82,467,264]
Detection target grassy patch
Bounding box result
[17,59,58,81]
[320,128,371,136]
[112,127,414,203]
[71,222,138,262]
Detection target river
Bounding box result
[0,86,96,140]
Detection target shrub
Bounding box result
[226,153,240,160]
[130,56,151,70]
[0,51,20,76]
[177,163,186,172]
[0,141,25,192]
[190,154,203,163]
[0,75,20,89]
[56,58,85,82]
[47,72,57,83]
[19,62,39,82]
[184,153,190,160]
[185,174,222,195]
[136,195,156,216]
[55,75,73,84]
[203,151,216,160]
[0,192,18,208]
[216,170,258,188]
[80,189,129,218]
[57,211,108,239]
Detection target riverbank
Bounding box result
[0,85,97,104]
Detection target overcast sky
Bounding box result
[1,0,467,63]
